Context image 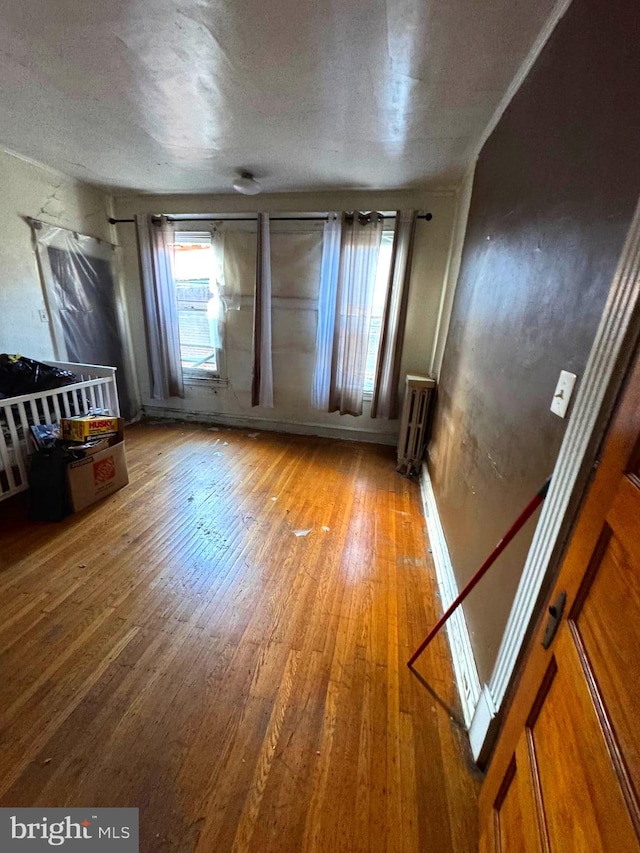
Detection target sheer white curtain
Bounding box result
[371,210,417,419]
[313,212,383,416]
[251,213,274,407]
[312,214,341,409]
[205,228,234,351]
[214,229,241,313]
[135,214,184,400]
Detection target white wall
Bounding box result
[0,148,112,360]
[114,189,456,442]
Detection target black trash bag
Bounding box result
[0,354,78,397]
[28,445,73,522]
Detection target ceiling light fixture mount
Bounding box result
[233,171,261,195]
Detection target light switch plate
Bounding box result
[550,370,577,418]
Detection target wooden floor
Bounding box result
[0,423,479,852]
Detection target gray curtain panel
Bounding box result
[371,210,417,419]
[328,212,383,417]
[135,214,184,400]
[251,212,274,407]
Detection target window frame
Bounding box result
[172,223,228,387]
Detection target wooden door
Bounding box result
[478,349,640,852]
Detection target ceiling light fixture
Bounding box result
[233,171,261,195]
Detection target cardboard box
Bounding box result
[70,436,112,456]
[61,415,123,442]
[66,435,129,512]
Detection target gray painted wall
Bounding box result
[429,0,640,682]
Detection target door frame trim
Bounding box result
[473,196,640,761]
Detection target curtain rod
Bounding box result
[108,213,433,225]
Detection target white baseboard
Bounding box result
[142,405,399,446]
[419,464,483,731]
[468,683,498,763]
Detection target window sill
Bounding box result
[183,375,228,389]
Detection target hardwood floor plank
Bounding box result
[0,423,479,852]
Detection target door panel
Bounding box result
[574,479,640,805]
[493,735,545,853]
[528,633,638,852]
[479,349,640,852]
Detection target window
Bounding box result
[363,230,394,395]
[312,216,397,415]
[173,231,222,379]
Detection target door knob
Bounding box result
[542,590,567,649]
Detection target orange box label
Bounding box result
[93,456,116,485]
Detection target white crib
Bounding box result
[0,361,120,502]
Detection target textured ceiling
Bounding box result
[0,0,557,194]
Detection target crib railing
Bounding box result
[0,361,120,501]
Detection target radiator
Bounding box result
[397,374,436,475]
